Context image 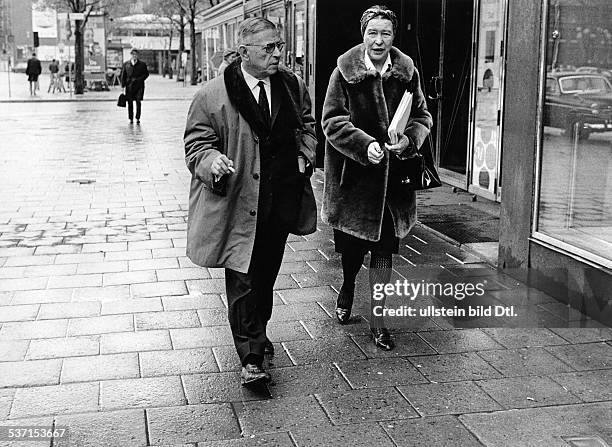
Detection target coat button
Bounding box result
[249,210,256,216]
[253,173,259,180]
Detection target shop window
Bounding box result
[537,0,612,264]
[204,26,222,80]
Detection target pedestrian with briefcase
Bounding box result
[120,49,149,125]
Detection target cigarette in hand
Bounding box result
[228,166,235,173]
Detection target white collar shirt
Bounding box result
[364,50,392,75]
[241,64,272,116]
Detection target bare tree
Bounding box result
[36,0,119,94]
[149,0,186,80]
[174,0,219,85]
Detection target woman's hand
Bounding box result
[385,133,411,156]
[367,142,384,165]
[385,134,416,159]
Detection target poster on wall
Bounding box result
[106,48,123,69]
[32,7,58,39]
[83,14,106,73]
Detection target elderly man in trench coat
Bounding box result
[184,17,317,387]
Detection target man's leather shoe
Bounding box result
[241,364,271,386]
[264,338,274,355]
[371,328,395,351]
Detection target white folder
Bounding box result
[388,91,413,144]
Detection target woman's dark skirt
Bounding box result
[28,74,39,82]
[333,206,399,255]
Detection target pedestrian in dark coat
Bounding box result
[321,5,432,350]
[25,53,42,96]
[120,49,149,124]
[47,59,60,93]
[184,17,317,387]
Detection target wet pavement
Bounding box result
[0,99,611,446]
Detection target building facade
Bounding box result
[0,0,33,69]
[500,0,611,319]
[110,14,192,75]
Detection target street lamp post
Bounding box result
[7,54,11,99]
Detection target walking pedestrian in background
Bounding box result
[184,17,317,387]
[217,49,239,76]
[54,61,67,93]
[321,5,432,350]
[47,59,60,93]
[120,49,149,124]
[26,52,42,96]
[64,62,74,91]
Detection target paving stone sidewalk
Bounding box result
[0,101,611,446]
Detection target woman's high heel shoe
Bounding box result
[371,327,394,351]
[335,288,354,324]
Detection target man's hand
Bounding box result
[367,142,384,165]
[211,154,235,179]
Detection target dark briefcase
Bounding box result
[117,93,126,108]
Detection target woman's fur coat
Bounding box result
[321,44,433,241]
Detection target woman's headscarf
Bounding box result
[360,5,398,36]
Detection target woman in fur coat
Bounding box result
[321,5,432,350]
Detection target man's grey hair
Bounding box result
[238,17,278,45]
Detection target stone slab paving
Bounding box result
[0,100,610,446]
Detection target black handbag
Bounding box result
[396,137,442,190]
[292,176,317,235]
[117,93,126,108]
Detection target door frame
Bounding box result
[435,0,474,190]
[435,0,468,189]
[466,0,509,202]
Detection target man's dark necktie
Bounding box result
[257,81,271,128]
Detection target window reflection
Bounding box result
[538,0,612,262]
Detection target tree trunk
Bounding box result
[168,28,173,79]
[190,18,197,85]
[74,22,84,94]
[177,15,185,80]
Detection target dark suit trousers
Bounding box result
[127,100,141,120]
[225,212,288,367]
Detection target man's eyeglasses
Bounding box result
[243,41,285,54]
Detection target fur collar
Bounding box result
[337,44,415,86]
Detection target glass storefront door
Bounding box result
[469,0,508,201]
[436,0,474,183]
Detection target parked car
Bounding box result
[544,72,612,140]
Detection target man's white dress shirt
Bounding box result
[241,64,272,116]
